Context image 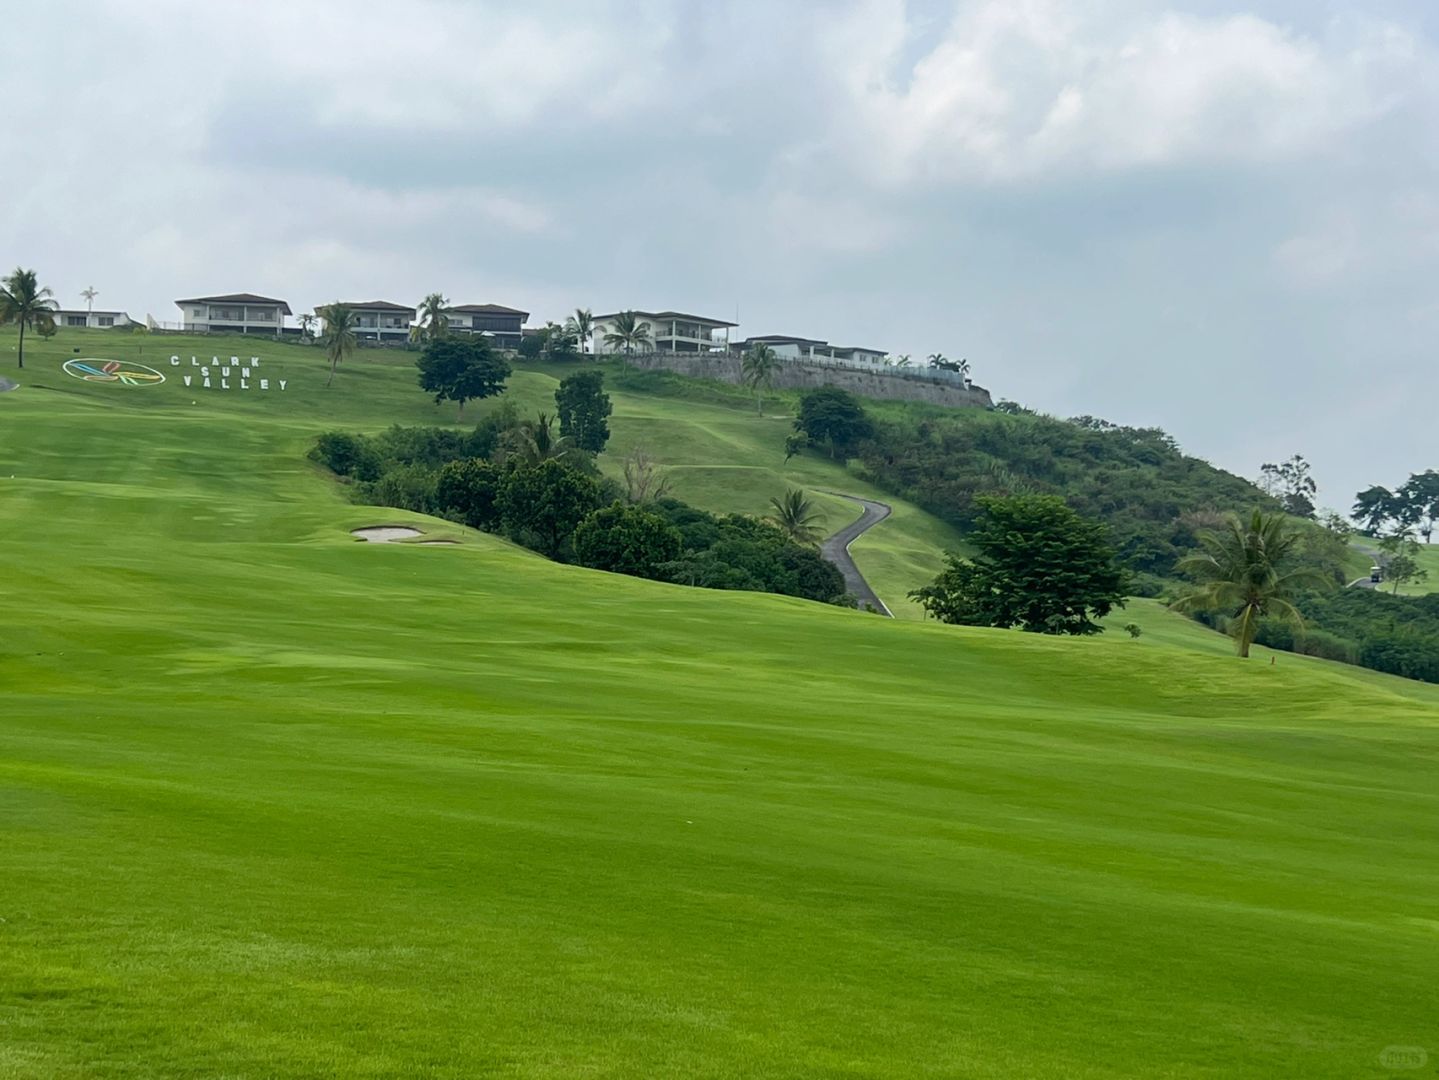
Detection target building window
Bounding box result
[67,315,86,326]
[472,315,519,332]
[98,316,114,327]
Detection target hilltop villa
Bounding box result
[53,308,136,329]
[590,311,737,354]
[733,335,888,365]
[342,301,417,344]
[176,293,291,335]
[447,304,528,349]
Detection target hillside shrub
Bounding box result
[573,503,683,579]
[435,459,502,530]
[310,432,381,481]
[497,460,607,558]
[1295,629,1360,665]
[360,464,439,515]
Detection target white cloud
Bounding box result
[819,2,1420,185]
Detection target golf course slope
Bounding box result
[2,333,1438,1078]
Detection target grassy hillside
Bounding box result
[17,333,959,615]
[522,361,965,615]
[2,332,1438,1076]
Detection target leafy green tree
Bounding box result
[741,343,781,414]
[1258,454,1318,517]
[517,327,548,360]
[1351,485,1397,536]
[1400,470,1439,543]
[416,336,511,419]
[0,268,57,369]
[1172,509,1331,657]
[1378,533,1428,594]
[767,488,823,546]
[435,458,502,530]
[565,308,594,354]
[794,387,872,460]
[601,311,652,355]
[411,292,451,344]
[317,302,357,388]
[542,323,580,362]
[497,459,606,558]
[298,312,317,342]
[573,503,683,578]
[554,369,612,453]
[911,494,1127,635]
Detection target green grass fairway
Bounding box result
[3,332,1439,1077]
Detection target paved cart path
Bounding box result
[820,493,894,617]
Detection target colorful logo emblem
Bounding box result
[63,358,166,386]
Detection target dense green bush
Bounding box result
[435,459,502,530]
[573,503,683,579]
[360,464,439,515]
[497,460,607,558]
[309,432,381,481]
[1295,629,1360,665]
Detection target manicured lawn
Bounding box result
[2,332,1437,1077]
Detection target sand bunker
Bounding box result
[351,526,423,543]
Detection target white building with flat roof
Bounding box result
[53,309,135,329]
[734,335,889,365]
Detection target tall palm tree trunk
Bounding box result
[1235,605,1257,657]
[326,356,337,388]
[16,320,24,370]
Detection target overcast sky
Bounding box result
[5,0,1436,505]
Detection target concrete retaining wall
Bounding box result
[619,353,993,410]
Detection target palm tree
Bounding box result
[741,343,781,414]
[81,286,98,314]
[602,311,652,355]
[890,354,913,368]
[768,488,823,546]
[565,308,594,354]
[0,268,58,369]
[927,352,947,368]
[317,302,357,388]
[411,292,451,344]
[502,412,574,465]
[1171,509,1331,657]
